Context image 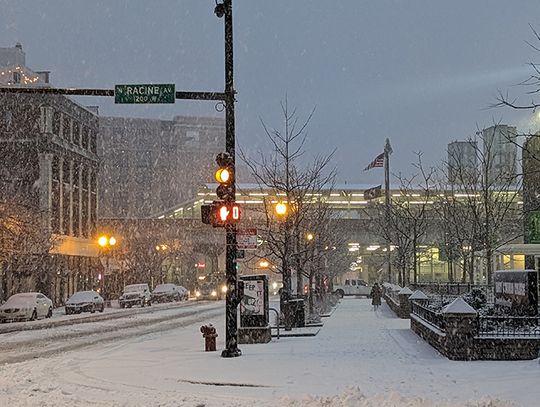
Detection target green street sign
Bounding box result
[527,210,540,244]
[114,84,175,104]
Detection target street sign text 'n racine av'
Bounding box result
[115,84,175,104]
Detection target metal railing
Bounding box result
[385,291,400,306]
[411,282,491,295]
[477,315,540,338]
[411,301,444,331]
[411,282,494,304]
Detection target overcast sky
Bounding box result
[2,0,540,184]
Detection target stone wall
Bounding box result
[411,306,540,360]
[383,291,411,319]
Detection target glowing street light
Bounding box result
[98,235,116,247]
[258,260,270,268]
[274,201,288,216]
[96,235,117,300]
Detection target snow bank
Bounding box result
[280,386,513,407]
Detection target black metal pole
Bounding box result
[384,139,392,283]
[221,0,241,358]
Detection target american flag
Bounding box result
[364,152,384,171]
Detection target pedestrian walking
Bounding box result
[370,282,382,311]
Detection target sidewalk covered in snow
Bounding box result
[0,298,537,406]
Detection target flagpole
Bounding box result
[384,138,392,283]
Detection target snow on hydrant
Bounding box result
[200,324,218,352]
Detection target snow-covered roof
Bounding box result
[441,297,477,315]
[398,287,413,295]
[409,290,429,300]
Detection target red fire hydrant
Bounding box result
[200,324,218,352]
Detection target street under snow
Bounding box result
[1,298,537,406]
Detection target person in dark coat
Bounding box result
[370,283,382,310]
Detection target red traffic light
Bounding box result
[217,203,240,223]
[201,201,241,227]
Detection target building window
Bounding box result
[89,130,97,153]
[63,160,71,235]
[52,111,61,136]
[72,164,80,237]
[51,156,61,234]
[82,127,89,150]
[81,166,89,238]
[73,122,81,147]
[1,110,12,132]
[61,115,70,142]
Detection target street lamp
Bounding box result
[97,235,117,298]
[258,260,270,268]
[306,233,314,242]
[98,235,116,248]
[275,201,288,217]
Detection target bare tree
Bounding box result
[494,25,540,111]
[240,98,336,327]
[368,153,434,285]
[441,130,522,284]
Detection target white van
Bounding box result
[333,279,371,298]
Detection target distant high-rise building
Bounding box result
[98,116,224,218]
[482,125,518,185]
[0,43,50,86]
[447,140,478,185]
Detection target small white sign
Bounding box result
[237,228,258,250]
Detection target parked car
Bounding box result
[333,279,371,298]
[151,284,188,303]
[119,284,151,308]
[177,285,189,300]
[0,292,53,322]
[65,290,104,314]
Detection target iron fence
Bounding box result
[411,282,494,304]
[477,315,540,338]
[411,301,444,331]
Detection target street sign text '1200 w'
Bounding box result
[115,84,175,104]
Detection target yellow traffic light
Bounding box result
[215,168,231,184]
[275,201,288,216]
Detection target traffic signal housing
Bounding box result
[201,201,241,227]
[215,152,235,201]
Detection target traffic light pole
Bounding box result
[221,0,241,358]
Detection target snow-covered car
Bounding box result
[177,285,189,300]
[151,284,188,303]
[65,290,104,314]
[119,284,151,308]
[0,292,53,322]
[333,279,371,298]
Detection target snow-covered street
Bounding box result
[1,298,538,406]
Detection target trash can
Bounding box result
[283,298,305,328]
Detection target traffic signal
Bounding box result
[201,201,241,227]
[215,152,234,201]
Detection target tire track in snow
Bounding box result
[0,304,222,365]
